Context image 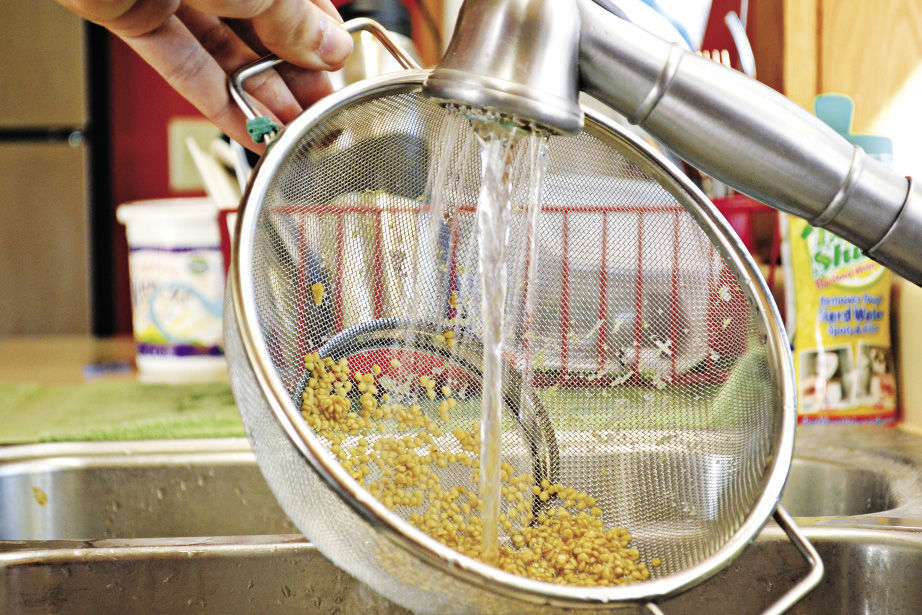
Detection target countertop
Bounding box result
[0,335,137,385]
[0,336,243,443]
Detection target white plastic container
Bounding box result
[116,198,228,382]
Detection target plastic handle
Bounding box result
[227,17,421,142]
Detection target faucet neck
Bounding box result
[423,0,583,135]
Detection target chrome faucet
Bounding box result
[423,0,922,285]
[423,0,582,134]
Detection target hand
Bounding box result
[57,0,354,149]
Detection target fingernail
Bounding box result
[318,14,353,68]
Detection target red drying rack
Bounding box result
[217,207,238,277]
[220,196,779,389]
[712,194,781,294]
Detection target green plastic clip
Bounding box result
[246,116,279,144]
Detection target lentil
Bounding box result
[299,351,657,586]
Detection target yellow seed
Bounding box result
[298,349,655,588]
[310,282,325,306]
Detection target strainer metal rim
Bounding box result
[230,69,797,607]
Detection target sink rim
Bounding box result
[0,438,254,463]
[3,525,922,615]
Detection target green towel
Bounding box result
[0,381,245,444]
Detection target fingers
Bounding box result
[117,14,268,150]
[303,0,344,23]
[223,18,335,108]
[56,0,180,37]
[186,0,353,70]
[59,0,348,151]
[176,5,303,124]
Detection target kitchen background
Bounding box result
[1,0,919,336]
[4,4,922,611]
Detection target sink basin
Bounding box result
[0,535,408,615]
[2,527,921,615]
[666,525,922,615]
[781,457,897,516]
[2,428,922,613]
[0,440,295,540]
[0,439,912,540]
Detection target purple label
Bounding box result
[138,343,225,357]
[130,245,221,253]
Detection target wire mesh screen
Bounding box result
[231,84,782,611]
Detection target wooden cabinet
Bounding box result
[0,143,89,335]
[784,0,922,121]
[781,0,922,174]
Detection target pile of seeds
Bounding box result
[300,352,658,586]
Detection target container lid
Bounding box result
[116,198,219,225]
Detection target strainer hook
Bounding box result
[644,506,823,615]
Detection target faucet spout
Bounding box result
[422,0,583,135]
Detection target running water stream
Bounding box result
[470,117,548,565]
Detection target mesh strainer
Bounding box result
[224,20,820,615]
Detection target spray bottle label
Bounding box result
[786,217,895,424]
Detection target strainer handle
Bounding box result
[760,506,824,615]
[228,17,421,141]
[645,506,823,615]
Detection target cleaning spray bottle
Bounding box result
[782,93,896,424]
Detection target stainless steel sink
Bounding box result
[2,527,922,614]
[2,425,922,613]
[666,525,922,615]
[0,440,295,540]
[0,535,408,615]
[781,457,897,516]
